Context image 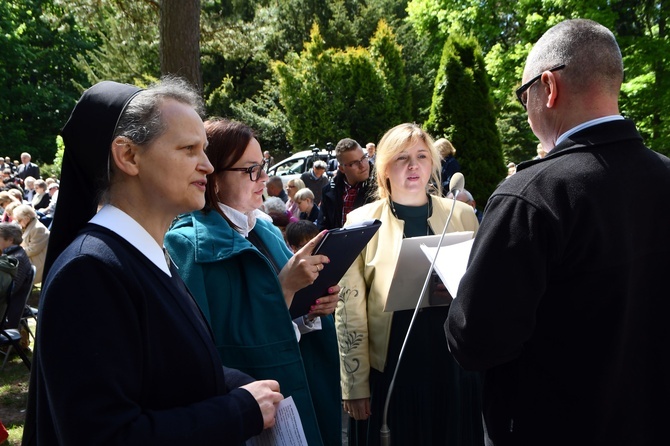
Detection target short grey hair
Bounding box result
[102,76,204,203]
[313,160,327,170]
[114,75,204,146]
[526,19,623,95]
[264,196,287,214]
[266,176,283,189]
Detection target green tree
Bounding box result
[0,0,94,164]
[70,0,160,87]
[370,19,412,136]
[274,23,411,150]
[425,33,505,206]
[616,0,670,155]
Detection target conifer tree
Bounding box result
[425,33,505,206]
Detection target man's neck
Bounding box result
[343,175,362,188]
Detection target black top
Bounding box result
[448,120,670,445]
[23,226,262,445]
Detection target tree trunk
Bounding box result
[159,0,202,91]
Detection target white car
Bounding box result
[267,148,337,186]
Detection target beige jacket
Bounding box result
[22,217,50,283]
[335,196,479,400]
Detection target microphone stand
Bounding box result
[380,174,464,446]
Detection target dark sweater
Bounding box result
[447,120,670,446]
[23,225,262,446]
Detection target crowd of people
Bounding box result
[0,153,60,356]
[8,17,669,446]
[0,157,59,285]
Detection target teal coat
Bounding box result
[165,209,341,446]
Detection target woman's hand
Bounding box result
[306,285,340,318]
[343,398,371,421]
[278,230,330,307]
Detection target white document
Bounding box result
[246,396,308,446]
[420,238,474,299]
[384,232,474,312]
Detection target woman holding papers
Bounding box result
[165,118,341,446]
[336,123,483,446]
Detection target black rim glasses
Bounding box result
[515,64,565,110]
[221,160,267,181]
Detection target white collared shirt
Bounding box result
[217,202,272,238]
[553,115,624,150]
[90,205,172,277]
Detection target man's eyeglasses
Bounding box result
[342,154,368,169]
[221,160,267,181]
[515,64,565,110]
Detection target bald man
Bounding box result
[447,19,670,445]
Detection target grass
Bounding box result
[0,288,39,446]
[0,356,29,445]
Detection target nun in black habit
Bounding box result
[22,77,283,446]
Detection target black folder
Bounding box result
[289,219,382,318]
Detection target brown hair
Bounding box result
[203,118,256,228]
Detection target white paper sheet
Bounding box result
[420,238,474,298]
[246,396,308,446]
[384,232,474,312]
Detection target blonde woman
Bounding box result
[12,204,49,284]
[286,177,305,219]
[435,137,461,192]
[336,123,483,445]
[0,191,20,223]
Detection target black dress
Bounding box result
[352,202,484,446]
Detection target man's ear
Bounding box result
[110,136,140,177]
[543,71,559,109]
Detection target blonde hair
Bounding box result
[8,189,23,202]
[375,123,442,200]
[0,191,17,207]
[294,187,314,203]
[2,202,19,221]
[287,178,305,190]
[13,203,37,222]
[434,138,456,158]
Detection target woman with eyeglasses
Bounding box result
[285,177,305,220]
[336,123,484,446]
[165,118,342,446]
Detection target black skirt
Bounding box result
[349,305,484,446]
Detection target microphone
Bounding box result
[448,172,465,200]
[380,173,465,446]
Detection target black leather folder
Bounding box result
[289,219,382,318]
